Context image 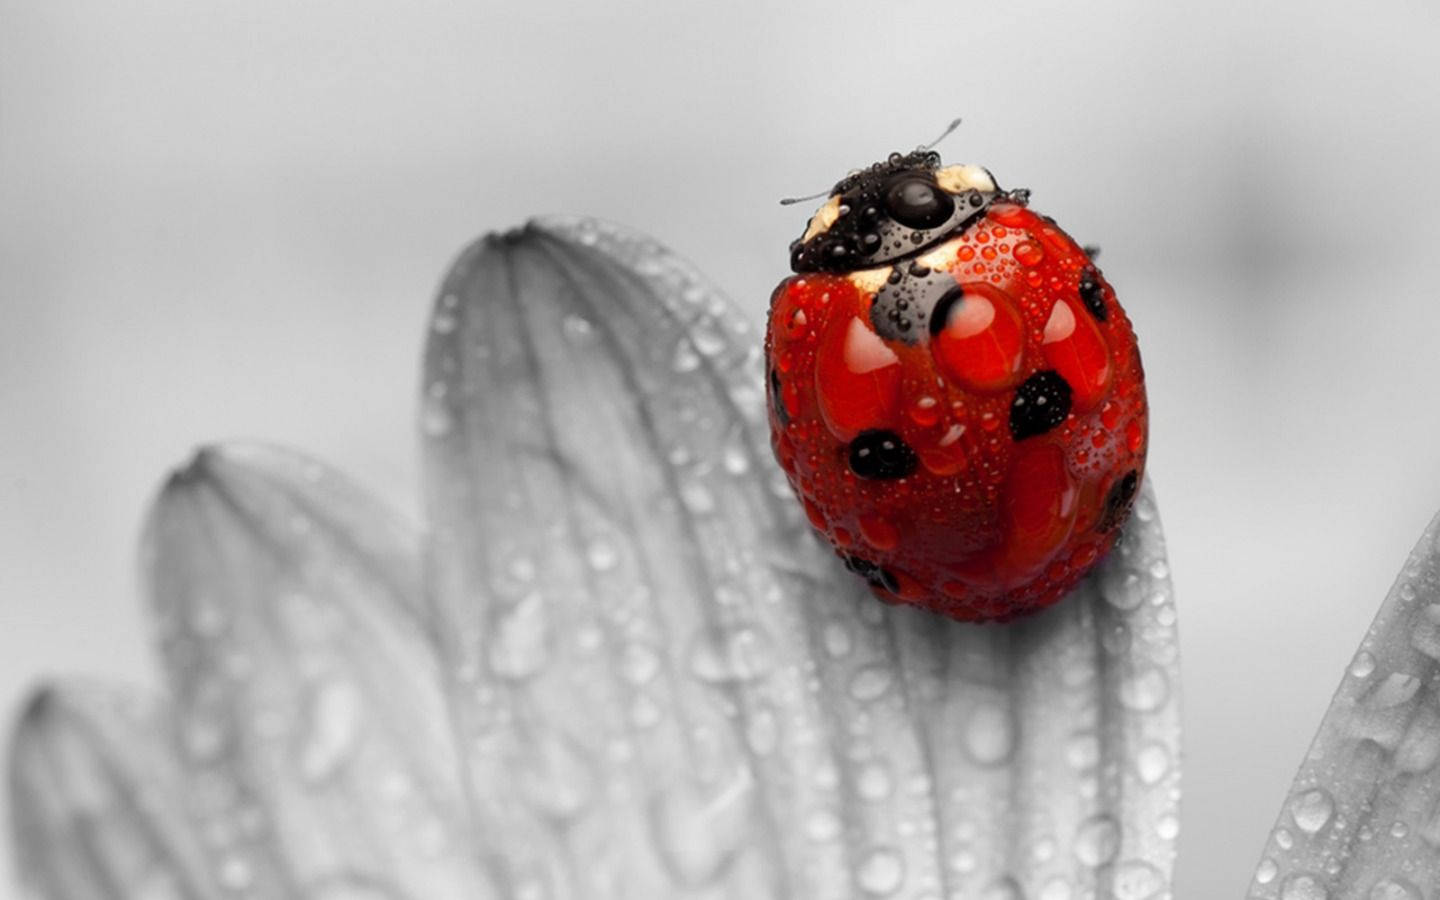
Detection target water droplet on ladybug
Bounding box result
[1041,299,1112,411]
[884,176,954,230]
[929,284,1026,393]
[1014,240,1044,266]
[816,315,902,440]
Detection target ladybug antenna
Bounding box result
[919,116,963,152]
[779,188,832,207]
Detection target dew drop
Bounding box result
[680,482,717,514]
[586,538,619,572]
[1117,666,1169,712]
[1350,651,1377,678]
[431,298,459,334]
[805,808,842,842]
[964,701,1017,766]
[1157,814,1179,840]
[672,339,701,373]
[562,313,595,343]
[1256,858,1279,884]
[1113,860,1165,900]
[1369,878,1422,900]
[823,620,853,658]
[722,443,750,475]
[620,643,661,685]
[1136,743,1170,784]
[488,593,550,680]
[849,665,894,702]
[1074,814,1120,867]
[746,708,779,755]
[421,396,455,437]
[1280,873,1329,900]
[296,677,365,785]
[856,761,894,801]
[689,627,776,683]
[651,773,754,886]
[1290,788,1335,834]
[1039,877,1072,900]
[855,847,905,895]
[216,857,253,891]
[691,321,728,357]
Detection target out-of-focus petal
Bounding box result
[420,217,1181,899]
[144,444,491,899]
[9,681,220,900]
[1249,509,1440,899]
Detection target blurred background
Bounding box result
[4,0,1440,895]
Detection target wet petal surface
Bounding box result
[9,681,221,900]
[144,444,489,900]
[1250,509,1440,899]
[421,218,1181,899]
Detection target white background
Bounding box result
[4,1,1440,896]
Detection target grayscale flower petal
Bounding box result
[1249,509,1440,899]
[420,217,1181,899]
[9,681,221,900]
[144,444,491,900]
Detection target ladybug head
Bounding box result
[788,151,1004,274]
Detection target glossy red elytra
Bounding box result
[766,145,1147,622]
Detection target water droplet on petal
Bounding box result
[689,627,775,683]
[621,643,661,685]
[1113,860,1165,900]
[421,396,455,437]
[586,538,619,572]
[1369,878,1423,900]
[1038,877,1072,900]
[1117,666,1169,712]
[1256,858,1279,884]
[823,620,853,658]
[1281,873,1329,900]
[964,701,1016,766]
[651,772,754,885]
[849,665,894,701]
[855,847,905,895]
[1290,788,1335,834]
[856,761,894,801]
[1136,743,1169,784]
[1351,651,1377,678]
[296,677,365,785]
[805,808,842,842]
[1074,814,1120,866]
[488,593,550,680]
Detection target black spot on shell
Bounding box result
[1078,266,1107,321]
[1009,371,1072,440]
[770,368,789,427]
[1100,470,1139,532]
[848,429,917,480]
[844,555,900,593]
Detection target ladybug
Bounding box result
[765,147,1147,622]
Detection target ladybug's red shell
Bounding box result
[765,154,1146,622]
